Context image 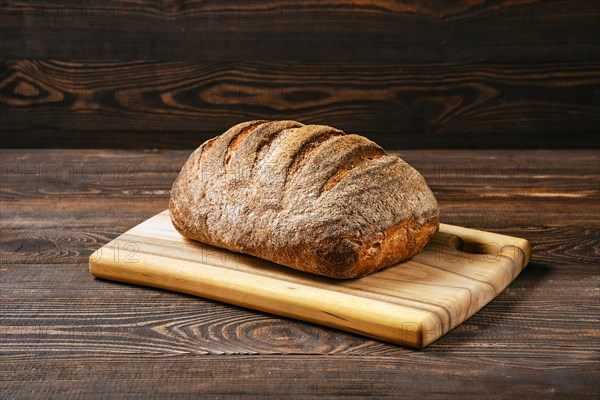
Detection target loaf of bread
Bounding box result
[169,120,439,279]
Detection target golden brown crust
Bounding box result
[169,120,439,279]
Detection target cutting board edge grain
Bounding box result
[89,210,531,348]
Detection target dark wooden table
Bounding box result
[1,149,598,398]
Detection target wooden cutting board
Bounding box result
[89,210,531,348]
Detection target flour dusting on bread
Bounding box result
[170,120,439,279]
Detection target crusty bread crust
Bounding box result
[169,120,439,279]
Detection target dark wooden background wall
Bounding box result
[1,0,599,149]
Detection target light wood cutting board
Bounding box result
[89,210,531,348]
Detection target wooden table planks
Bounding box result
[1,149,599,398]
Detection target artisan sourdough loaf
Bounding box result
[169,120,439,278]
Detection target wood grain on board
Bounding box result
[89,211,531,348]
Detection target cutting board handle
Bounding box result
[435,223,532,267]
